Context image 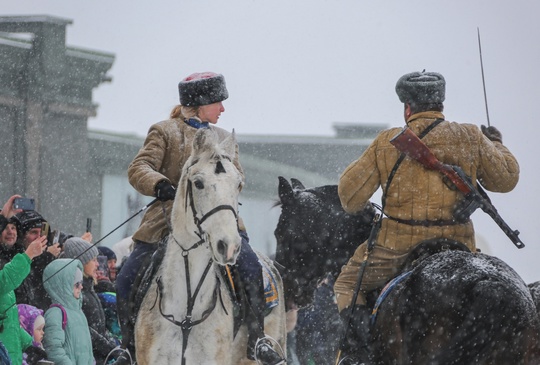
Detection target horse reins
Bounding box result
[154,176,238,365]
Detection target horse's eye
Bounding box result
[194,180,204,189]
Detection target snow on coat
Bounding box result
[127,115,245,244]
[338,111,519,251]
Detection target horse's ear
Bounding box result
[193,128,218,156]
[278,176,294,204]
[290,178,305,190]
[219,129,237,158]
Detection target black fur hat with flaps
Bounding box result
[396,71,445,104]
[178,72,229,107]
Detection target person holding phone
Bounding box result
[0,195,48,364]
[12,210,61,311]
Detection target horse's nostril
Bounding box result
[234,244,240,255]
[217,240,226,257]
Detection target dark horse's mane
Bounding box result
[274,176,375,307]
[275,177,540,364]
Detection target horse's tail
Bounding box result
[432,279,540,365]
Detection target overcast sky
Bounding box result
[4,1,540,282]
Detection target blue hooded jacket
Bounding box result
[43,259,94,365]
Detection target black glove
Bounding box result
[481,125,503,143]
[24,345,48,364]
[154,180,176,201]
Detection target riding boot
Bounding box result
[237,231,285,365]
[339,305,373,365]
[243,280,285,364]
[116,293,136,361]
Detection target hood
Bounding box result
[17,304,44,336]
[43,258,83,311]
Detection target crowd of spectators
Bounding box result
[0,195,123,365]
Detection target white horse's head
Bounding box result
[171,128,243,265]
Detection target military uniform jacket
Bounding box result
[338,111,519,251]
[128,116,245,244]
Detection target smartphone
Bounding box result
[40,222,50,237]
[51,230,60,245]
[13,197,35,211]
[46,229,58,247]
[86,218,92,233]
[96,255,109,278]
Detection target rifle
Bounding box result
[390,127,524,249]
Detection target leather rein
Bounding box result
[154,177,238,365]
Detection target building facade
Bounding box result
[0,15,382,254]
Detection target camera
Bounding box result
[13,197,35,211]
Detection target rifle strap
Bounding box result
[382,118,444,210]
[366,119,444,254]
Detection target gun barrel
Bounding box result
[480,201,525,249]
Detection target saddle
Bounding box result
[217,260,280,337]
[369,238,471,325]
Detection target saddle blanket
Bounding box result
[370,270,412,326]
[262,261,279,310]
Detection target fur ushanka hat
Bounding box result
[178,72,229,107]
[395,71,445,104]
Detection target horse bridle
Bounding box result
[185,178,238,239]
[155,176,239,365]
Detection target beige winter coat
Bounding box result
[338,111,519,251]
[128,117,244,244]
[334,111,519,310]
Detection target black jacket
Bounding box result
[81,276,118,363]
[14,249,54,311]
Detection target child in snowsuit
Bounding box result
[18,304,48,364]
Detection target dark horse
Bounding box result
[274,176,375,309]
[275,177,540,365]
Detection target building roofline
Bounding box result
[0,15,73,26]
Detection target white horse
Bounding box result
[135,128,287,365]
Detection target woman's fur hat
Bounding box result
[178,72,229,107]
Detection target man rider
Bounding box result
[334,71,519,363]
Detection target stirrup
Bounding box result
[105,346,134,365]
[254,336,286,365]
[338,354,365,365]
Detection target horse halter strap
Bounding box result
[186,179,238,238]
[153,177,238,365]
[154,256,218,365]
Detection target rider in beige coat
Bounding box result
[117,72,285,365]
[334,71,519,364]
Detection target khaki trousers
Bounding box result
[334,242,410,312]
